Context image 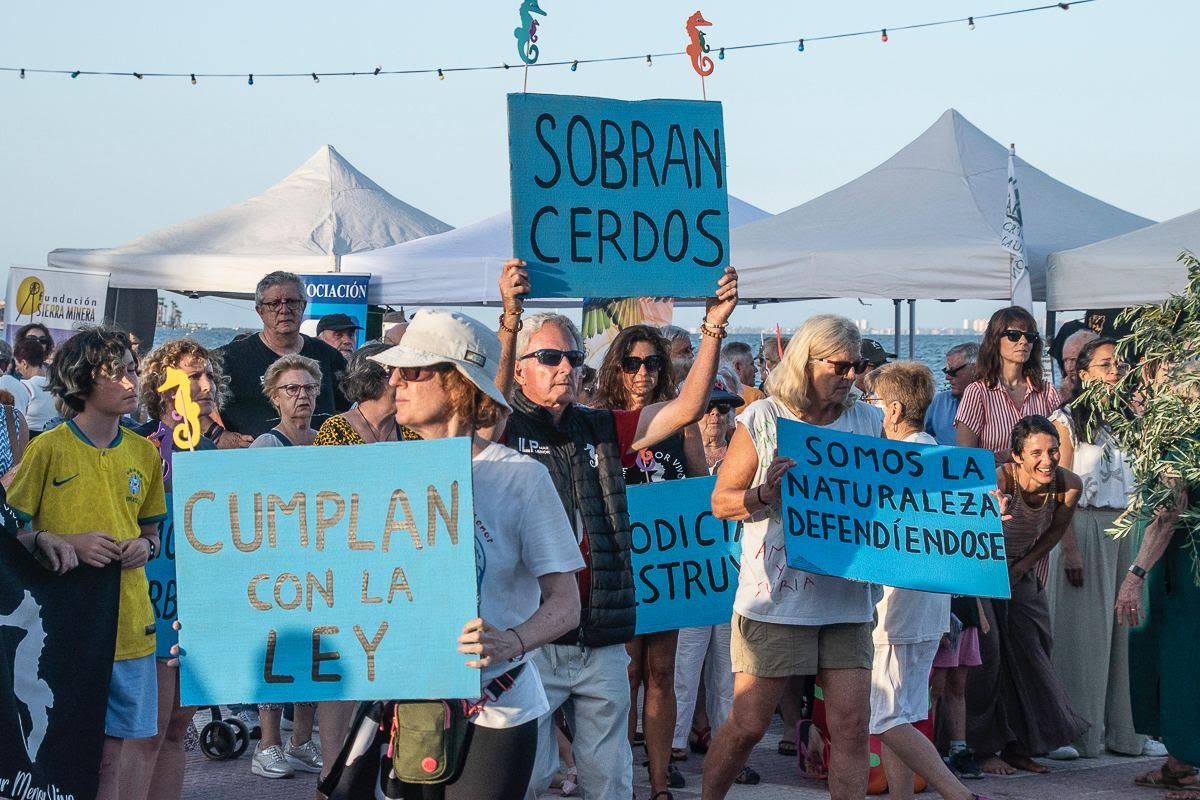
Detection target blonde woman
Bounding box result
[703,314,883,800]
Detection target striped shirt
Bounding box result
[954,378,1063,465]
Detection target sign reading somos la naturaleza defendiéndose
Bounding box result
[778,420,1011,599]
[508,92,730,299]
[172,438,480,706]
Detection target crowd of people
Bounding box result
[4,262,1197,800]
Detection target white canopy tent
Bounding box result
[732,109,1153,303]
[47,145,452,295]
[1046,208,1200,311]
[344,196,772,307]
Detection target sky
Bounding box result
[2,0,1196,333]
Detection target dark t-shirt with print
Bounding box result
[215,333,348,437]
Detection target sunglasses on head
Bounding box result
[620,355,665,374]
[943,363,970,377]
[1001,329,1040,344]
[814,357,872,376]
[520,349,585,368]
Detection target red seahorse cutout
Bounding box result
[685,11,714,77]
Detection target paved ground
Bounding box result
[180,711,1166,799]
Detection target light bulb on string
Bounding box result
[1058,3,1070,8]
[133,72,143,80]
[968,16,975,30]
[437,68,445,80]
[571,60,578,72]
[248,74,254,86]
[881,29,888,42]
[20,68,25,79]
[190,73,197,85]
[797,39,805,52]
[311,72,319,83]
[718,47,725,60]
[373,66,381,76]
[70,70,80,79]
[645,54,653,67]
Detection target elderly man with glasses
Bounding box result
[924,342,979,446]
[215,271,348,439]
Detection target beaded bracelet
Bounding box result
[498,312,524,334]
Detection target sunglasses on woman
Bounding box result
[393,365,449,382]
[25,334,52,346]
[620,355,666,374]
[814,357,872,376]
[707,402,733,415]
[520,349,585,368]
[1001,329,1040,344]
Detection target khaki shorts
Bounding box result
[730,613,873,677]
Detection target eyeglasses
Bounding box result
[520,349,585,368]
[393,365,446,383]
[277,383,319,398]
[814,357,872,376]
[1001,329,1040,344]
[1089,359,1126,374]
[707,402,733,415]
[620,355,665,374]
[943,363,971,377]
[258,299,306,314]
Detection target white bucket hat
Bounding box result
[369,309,511,412]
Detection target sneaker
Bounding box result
[948,747,984,779]
[236,710,262,740]
[1048,745,1079,761]
[251,745,295,779]
[284,738,324,773]
[1141,739,1168,757]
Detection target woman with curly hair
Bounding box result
[120,338,221,800]
[592,324,707,794]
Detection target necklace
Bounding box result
[1015,471,1051,510]
[356,407,394,443]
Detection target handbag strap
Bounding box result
[464,663,527,716]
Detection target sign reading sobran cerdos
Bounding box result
[508,92,730,298]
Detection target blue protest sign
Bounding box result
[628,476,741,634]
[172,439,480,706]
[508,92,729,298]
[777,420,1010,599]
[300,273,370,348]
[145,491,178,657]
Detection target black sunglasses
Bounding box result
[814,357,872,377]
[620,355,666,374]
[1001,329,1040,344]
[943,363,970,377]
[707,402,733,415]
[520,349,585,368]
[25,334,52,345]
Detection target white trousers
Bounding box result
[671,623,733,749]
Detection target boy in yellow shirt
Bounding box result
[9,327,166,800]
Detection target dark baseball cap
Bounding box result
[861,338,896,366]
[316,313,364,334]
[709,376,746,409]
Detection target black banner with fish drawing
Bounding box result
[0,536,120,800]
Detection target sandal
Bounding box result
[1135,763,1198,789]
[735,765,761,785]
[778,739,798,757]
[688,725,712,754]
[667,763,686,788]
[670,747,688,762]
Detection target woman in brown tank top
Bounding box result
[966,415,1088,775]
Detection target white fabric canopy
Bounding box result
[48,145,451,293]
[345,196,772,306]
[1046,208,1200,311]
[732,109,1152,302]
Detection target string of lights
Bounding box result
[0,1,1092,84]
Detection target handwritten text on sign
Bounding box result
[628,476,741,634]
[172,439,479,706]
[777,420,1010,599]
[508,92,730,298]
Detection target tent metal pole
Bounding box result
[908,300,916,359]
[1046,309,1058,383]
[893,300,901,358]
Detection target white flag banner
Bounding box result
[1001,146,1034,312]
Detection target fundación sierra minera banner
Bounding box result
[4,266,109,346]
[508,92,730,299]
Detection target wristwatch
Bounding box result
[1128,564,1147,579]
[145,538,158,559]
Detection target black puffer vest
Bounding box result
[506,390,636,647]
